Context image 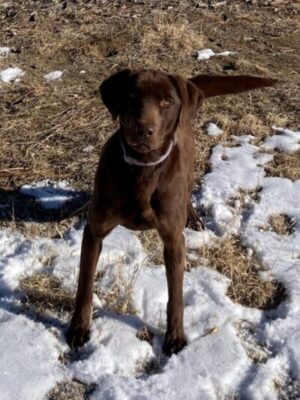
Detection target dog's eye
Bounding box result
[160,98,173,107]
[129,92,137,99]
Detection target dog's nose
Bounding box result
[137,125,156,137]
[146,127,154,136]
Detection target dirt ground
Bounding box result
[1,0,299,197]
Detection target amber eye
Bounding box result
[160,98,173,107]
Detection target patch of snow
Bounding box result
[262,127,300,152]
[233,135,255,145]
[71,316,154,382]
[0,47,11,56]
[0,310,67,400]
[90,324,250,400]
[185,228,216,250]
[197,48,215,60]
[197,48,237,61]
[206,122,223,136]
[20,180,76,209]
[44,70,64,81]
[198,138,273,234]
[0,67,25,84]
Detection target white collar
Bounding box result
[120,133,177,167]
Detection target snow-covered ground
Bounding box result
[0,127,299,399]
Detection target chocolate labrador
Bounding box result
[67,69,276,354]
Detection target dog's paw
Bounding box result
[163,333,187,356]
[186,213,204,231]
[66,321,90,349]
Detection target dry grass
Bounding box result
[268,213,296,236]
[141,12,205,57]
[275,377,300,400]
[46,381,85,400]
[265,151,300,181]
[46,380,97,400]
[189,236,286,309]
[20,274,74,315]
[1,0,299,200]
[138,230,163,265]
[136,325,155,344]
[94,265,139,315]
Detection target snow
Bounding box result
[0,47,11,56]
[0,310,67,400]
[0,67,25,84]
[44,70,64,81]
[20,180,77,209]
[206,122,223,136]
[0,127,300,399]
[262,126,300,152]
[197,48,237,60]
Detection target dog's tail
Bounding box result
[189,75,277,98]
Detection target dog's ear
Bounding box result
[100,69,131,119]
[169,75,204,124]
[189,75,277,98]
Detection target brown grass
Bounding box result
[1,1,299,200]
[275,377,300,400]
[268,214,296,236]
[20,274,74,315]
[189,236,286,309]
[94,267,138,315]
[265,151,300,181]
[46,381,85,400]
[136,325,155,344]
[141,12,205,58]
[46,380,97,400]
[138,230,163,265]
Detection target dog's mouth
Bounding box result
[131,143,153,153]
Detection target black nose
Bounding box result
[147,127,154,136]
[137,126,155,137]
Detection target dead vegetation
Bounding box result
[275,377,300,400]
[46,380,96,400]
[20,274,74,315]
[46,381,84,400]
[265,151,300,181]
[1,1,299,204]
[94,267,139,315]
[268,213,296,235]
[136,325,155,344]
[138,230,163,265]
[188,236,286,310]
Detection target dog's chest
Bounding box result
[119,171,159,230]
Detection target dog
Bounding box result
[67,69,276,355]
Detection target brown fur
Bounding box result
[67,69,276,354]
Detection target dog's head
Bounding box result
[100,69,277,153]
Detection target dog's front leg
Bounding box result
[67,224,105,349]
[160,230,187,355]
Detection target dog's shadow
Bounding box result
[0,185,90,224]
